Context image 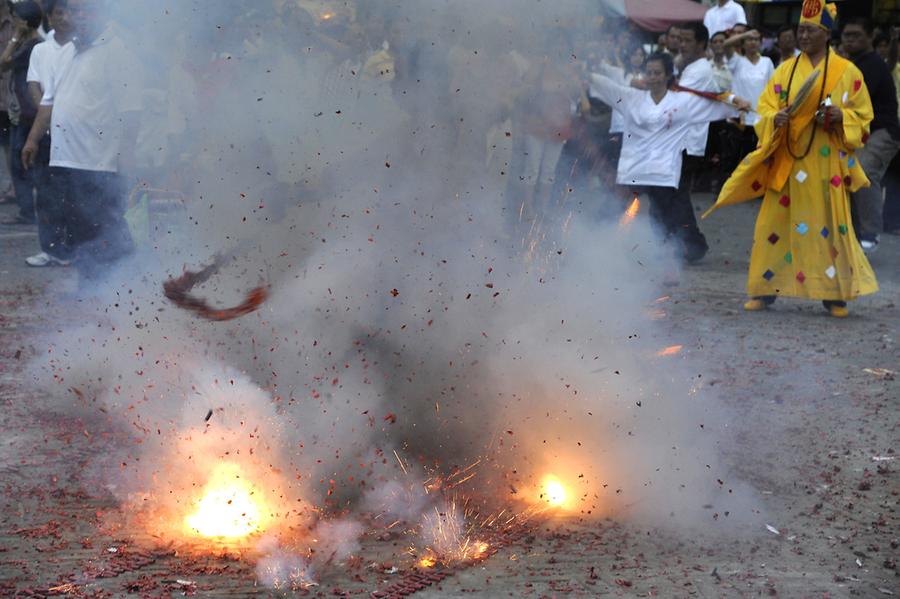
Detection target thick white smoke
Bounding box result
[25,0,763,587]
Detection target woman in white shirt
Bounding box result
[725,29,775,126]
[589,52,747,251]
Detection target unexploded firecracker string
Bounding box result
[163,254,268,322]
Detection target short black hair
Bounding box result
[843,17,875,38]
[679,21,710,48]
[710,31,728,41]
[777,25,795,38]
[11,0,43,29]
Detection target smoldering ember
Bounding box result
[0,0,897,597]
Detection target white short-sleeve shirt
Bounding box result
[49,27,143,172]
[26,30,76,104]
[678,58,719,156]
[703,1,747,38]
[728,54,775,126]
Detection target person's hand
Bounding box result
[774,108,790,128]
[21,139,38,170]
[733,97,752,112]
[826,106,843,125]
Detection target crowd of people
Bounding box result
[0,0,892,316]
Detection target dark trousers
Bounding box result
[645,181,707,262]
[669,153,709,256]
[10,122,42,221]
[47,167,133,276]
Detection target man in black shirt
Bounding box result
[841,18,900,253]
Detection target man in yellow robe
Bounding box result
[704,1,878,317]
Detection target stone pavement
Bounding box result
[0,195,897,598]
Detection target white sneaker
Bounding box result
[25,252,71,267]
[860,238,879,254]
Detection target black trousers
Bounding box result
[47,167,133,275]
[652,153,709,259]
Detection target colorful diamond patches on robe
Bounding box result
[796,170,808,183]
[848,157,856,167]
[839,151,847,159]
[853,79,862,92]
[830,175,842,187]
[842,91,849,104]
[820,226,829,238]
[796,271,806,283]
[838,224,848,235]
[830,246,839,260]
[779,195,790,207]
[763,270,775,281]
[768,233,780,244]
[751,180,762,191]
[825,266,836,279]
[796,222,809,235]
[820,146,831,157]
[784,252,793,264]
[844,176,852,187]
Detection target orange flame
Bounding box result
[184,462,269,539]
[619,197,640,227]
[538,474,571,510]
[656,345,683,357]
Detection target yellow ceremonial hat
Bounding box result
[800,0,838,30]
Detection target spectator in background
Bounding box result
[842,17,900,253]
[776,25,799,65]
[725,29,774,127]
[664,24,681,58]
[874,33,890,62]
[597,41,645,146]
[0,0,43,226]
[0,3,13,206]
[656,31,667,53]
[709,31,733,92]
[708,30,733,193]
[703,0,746,46]
[22,0,140,278]
[22,0,75,266]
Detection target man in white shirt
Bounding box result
[22,0,141,278]
[703,0,747,39]
[672,22,721,263]
[22,0,76,267]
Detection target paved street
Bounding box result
[0,194,897,598]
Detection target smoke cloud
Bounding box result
[25,0,763,587]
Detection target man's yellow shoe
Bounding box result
[744,299,770,311]
[828,305,849,318]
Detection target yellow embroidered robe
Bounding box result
[705,51,878,301]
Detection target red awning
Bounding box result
[604,0,709,32]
